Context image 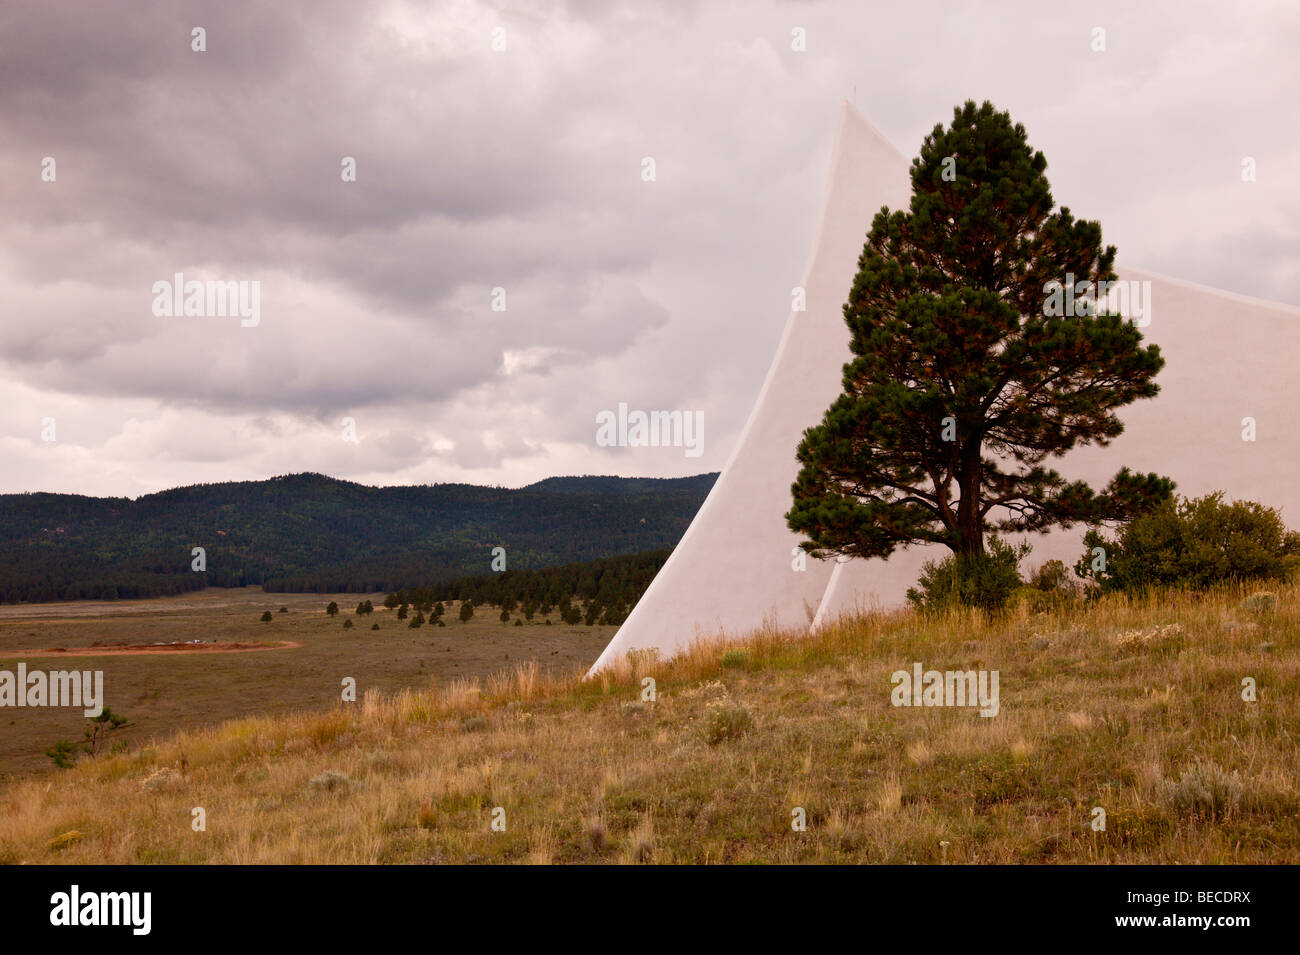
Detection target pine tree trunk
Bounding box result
[956,441,984,557]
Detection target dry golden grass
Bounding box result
[2,579,1298,864]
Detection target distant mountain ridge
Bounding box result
[0,472,718,603]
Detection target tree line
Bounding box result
[383,549,669,627]
[0,472,713,604]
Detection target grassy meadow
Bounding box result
[0,587,612,777]
[1,578,1296,864]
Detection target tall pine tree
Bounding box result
[788,101,1173,561]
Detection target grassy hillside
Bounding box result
[2,579,1296,864]
[0,472,717,602]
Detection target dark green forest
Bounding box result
[0,472,715,603]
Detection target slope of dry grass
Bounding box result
[2,580,1297,864]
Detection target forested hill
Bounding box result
[0,472,717,603]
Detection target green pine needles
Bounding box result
[789,100,1173,567]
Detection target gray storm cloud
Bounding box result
[1,0,1297,496]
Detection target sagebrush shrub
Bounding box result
[700,701,754,745]
[308,771,350,793]
[1158,761,1243,816]
[1242,591,1278,615]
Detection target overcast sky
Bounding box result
[2,0,1297,498]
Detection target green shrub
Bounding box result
[1010,586,1059,613]
[906,536,1030,613]
[1077,493,1293,592]
[720,649,748,669]
[1012,558,1080,611]
[1029,559,1070,591]
[259,611,272,622]
[45,739,77,769]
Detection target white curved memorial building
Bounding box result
[589,101,1300,675]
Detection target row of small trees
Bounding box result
[306,586,635,630]
[383,550,668,628]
